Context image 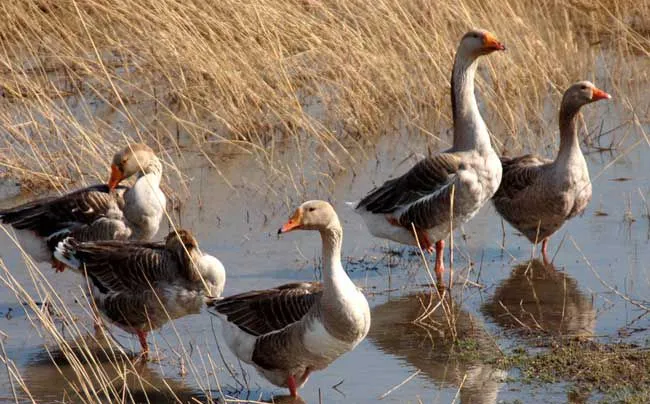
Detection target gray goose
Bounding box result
[492,81,611,264]
[207,200,370,398]
[352,29,505,286]
[54,229,225,359]
[0,143,166,272]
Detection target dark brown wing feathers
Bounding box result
[495,155,550,199]
[357,154,460,214]
[208,282,322,336]
[67,240,175,294]
[0,185,127,237]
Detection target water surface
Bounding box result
[0,108,649,403]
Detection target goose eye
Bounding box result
[580,85,588,90]
[308,207,316,212]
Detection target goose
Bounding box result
[54,229,225,359]
[352,29,505,286]
[207,200,370,398]
[0,143,166,272]
[492,81,611,264]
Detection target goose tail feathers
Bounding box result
[53,237,81,270]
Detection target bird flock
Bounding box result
[0,29,612,398]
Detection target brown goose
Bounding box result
[207,200,370,398]
[352,29,505,286]
[54,229,225,359]
[492,81,611,264]
[0,143,166,272]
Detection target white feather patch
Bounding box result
[303,319,353,360]
[53,239,81,269]
[212,312,256,364]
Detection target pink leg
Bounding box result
[435,240,445,286]
[287,375,298,397]
[541,238,550,265]
[385,217,434,253]
[52,259,66,273]
[415,228,434,253]
[137,330,149,360]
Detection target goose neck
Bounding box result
[556,104,582,164]
[319,224,345,289]
[450,52,490,153]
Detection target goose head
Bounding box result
[165,229,199,252]
[458,29,505,57]
[561,81,611,111]
[108,143,158,190]
[278,200,340,233]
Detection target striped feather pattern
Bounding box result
[57,239,177,294]
[494,155,550,200]
[55,229,223,333]
[0,184,127,238]
[492,154,582,242]
[357,153,461,229]
[207,282,322,336]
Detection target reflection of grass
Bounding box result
[0,0,648,191]
[502,339,650,401]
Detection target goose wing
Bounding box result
[357,153,462,229]
[207,282,323,336]
[55,238,172,294]
[495,155,551,200]
[0,185,128,238]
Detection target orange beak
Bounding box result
[591,87,612,101]
[483,33,506,51]
[278,209,303,234]
[108,164,125,190]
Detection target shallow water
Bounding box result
[0,107,649,403]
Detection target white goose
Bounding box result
[0,143,166,272]
[54,229,225,359]
[207,200,370,398]
[352,29,505,286]
[492,81,611,264]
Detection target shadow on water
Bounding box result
[14,333,203,403]
[482,259,596,338]
[368,292,506,404]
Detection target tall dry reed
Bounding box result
[0,0,647,193]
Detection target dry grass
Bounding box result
[0,0,648,193]
[0,0,649,402]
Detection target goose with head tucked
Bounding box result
[54,229,225,359]
[492,81,611,264]
[352,29,505,287]
[0,143,166,272]
[207,200,370,398]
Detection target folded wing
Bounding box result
[357,153,462,229]
[207,282,323,336]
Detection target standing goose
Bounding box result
[0,143,166,272]
[492,81,611,264]
[54,229,225,359]
[352,29,505,286]
[207,200,370,398]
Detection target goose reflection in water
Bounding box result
[368,293,506,404]
[482,259,596,337]
[16,333,201,403]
